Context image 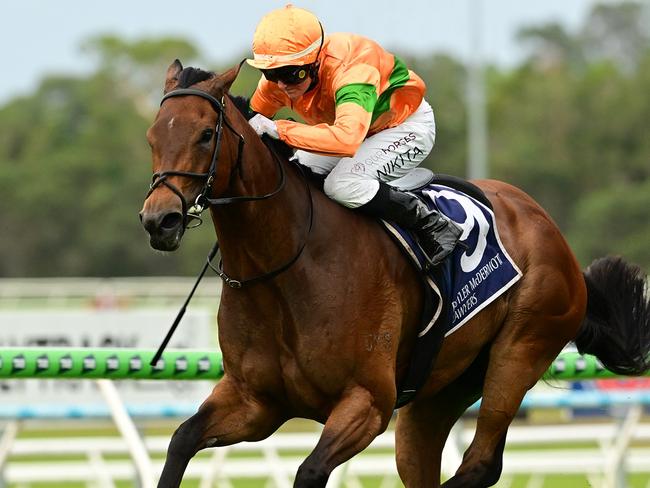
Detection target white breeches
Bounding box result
[294,99,436,208]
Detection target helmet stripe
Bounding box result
[253,37,323,64]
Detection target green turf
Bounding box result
[6,421,650,487]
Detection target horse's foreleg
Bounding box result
[396,348,488,487]
[294,386,393,488]
[157,376,284,488]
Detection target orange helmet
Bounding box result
[246,4,323,70]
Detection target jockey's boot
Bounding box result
[358,182,463,267]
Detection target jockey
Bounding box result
[246,4,462,266]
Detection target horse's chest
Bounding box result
[218,297,365,416]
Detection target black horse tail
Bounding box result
[574,256,650,375]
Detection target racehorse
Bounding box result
[140,60,650,487]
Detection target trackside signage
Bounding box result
[0,309,216,406]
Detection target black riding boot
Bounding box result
[358,181,463,266]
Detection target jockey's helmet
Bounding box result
[246,4,323,70]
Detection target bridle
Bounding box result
[146,88,286,229]
[147,86,314,365]
[145,87,313,288]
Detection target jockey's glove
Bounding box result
[249,114,279,139]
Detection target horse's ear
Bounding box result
[209,60,245,96]
[164,59,183,93]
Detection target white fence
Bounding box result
[1,287,649,487]
[1,385,650,488]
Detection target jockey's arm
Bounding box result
[275,101,373,157]
[249,78,284,119]
[251,65,380,158]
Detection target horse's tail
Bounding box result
[574,256,650,375]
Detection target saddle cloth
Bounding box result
[381,183,523,408]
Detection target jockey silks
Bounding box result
[250,32,426,157]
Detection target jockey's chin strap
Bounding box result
[147,88,313,366]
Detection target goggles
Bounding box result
[261,65,310,85]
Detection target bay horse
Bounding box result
[140,60,650,487]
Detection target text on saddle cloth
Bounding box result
[383,183,523,337]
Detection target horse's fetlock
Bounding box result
[167,422,201,459]
[294,463,329,488]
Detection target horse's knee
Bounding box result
[167,412,208,459]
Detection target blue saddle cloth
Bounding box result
[381,183,522,408]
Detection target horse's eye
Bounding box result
[199,128,214,145]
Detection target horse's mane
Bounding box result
[177,67,213,88]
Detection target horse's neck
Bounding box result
[211,136,309,279]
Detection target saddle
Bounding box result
[387,168,493,210]
[380,170,520,408]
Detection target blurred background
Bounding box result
[1,0,648,278]
[0,1,649,487]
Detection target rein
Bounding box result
[148,87,313,365]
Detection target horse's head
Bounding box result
[140,60,242,251]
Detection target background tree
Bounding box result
[0,1,648,276]
[81,35,201,112]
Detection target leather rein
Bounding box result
[147,88,313,365]
[147,88,313,289]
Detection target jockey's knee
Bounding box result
[323,172,379,209]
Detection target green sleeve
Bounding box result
[334,83,378,112]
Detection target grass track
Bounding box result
[6,420,650,487]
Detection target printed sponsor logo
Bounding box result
[381,132,416,154]
[363,149,387,166]
[362,133,418,167]
[451,253,504,323]
[376,146,423,179]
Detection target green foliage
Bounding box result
[569,181,650,269]
[1,1,649,276]
[0,68,214,276]
[408,53,469,176]
[487,2,650,269]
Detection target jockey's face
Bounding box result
[277,75,312,101]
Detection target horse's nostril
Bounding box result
[160,212,183,230]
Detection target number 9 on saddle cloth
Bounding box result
[372,168,520,408]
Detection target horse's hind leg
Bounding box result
[441,316,577,488]
[396,347,489,487]
[158,376,284,488]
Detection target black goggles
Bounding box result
[261,65,310,85]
